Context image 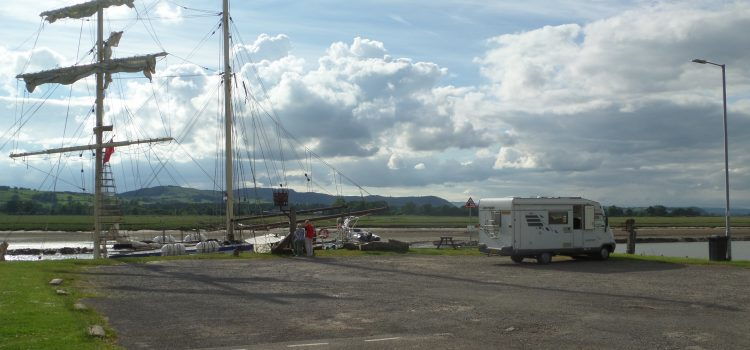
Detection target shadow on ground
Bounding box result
[497,257,686,274]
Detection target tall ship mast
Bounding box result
[8,0,385,258]
[222,0,235,242]
[12,0,173,259]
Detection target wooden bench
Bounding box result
[437,236,457,249]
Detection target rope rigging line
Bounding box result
[173,140,219,188]
[0,84,62,153]
[230,45,286,190]
[96,14,220,22]
[166,0,221,15]
[173,19,222,71]
[134,0,166,52]
[229,20,373,197]
[20,159,86,191]
[150,83,170,137]
[227,28,373,201]
[12,18,45,51]
[18,19,45,75]
[112,73,213,80]
[235,85,337,199]
[52,18,87,197]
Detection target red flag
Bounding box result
[103,141,115,163]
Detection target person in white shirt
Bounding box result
[293,224,305,257]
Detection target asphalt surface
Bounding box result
[82,255,750,349]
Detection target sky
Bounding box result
[1,0,749,208]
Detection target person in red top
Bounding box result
[304,220,316,257]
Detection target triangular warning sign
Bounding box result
[464,197,477,208]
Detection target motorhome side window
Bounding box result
[492,212,502,227]
[548,211,568,225]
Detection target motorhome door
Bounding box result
[501,210,512,244]
[491,210,513,247]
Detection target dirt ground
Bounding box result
[82,255,750,350]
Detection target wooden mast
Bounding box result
[93,4,105,259]
[223,0,235,242]
[13,0,173,259]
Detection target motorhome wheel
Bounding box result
[537,252,552,265]
[598,247,610,260]
[510,255,524,263]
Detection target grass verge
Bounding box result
[0,259,121,350]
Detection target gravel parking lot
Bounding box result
[83,255,750,349]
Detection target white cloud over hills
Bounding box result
[1,0,749,207]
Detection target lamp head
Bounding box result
[692,59,708,64]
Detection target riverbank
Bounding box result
[4,227,750,258]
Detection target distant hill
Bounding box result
[3,185,748,214]
[119,185,454,208]
[119,186,219,203]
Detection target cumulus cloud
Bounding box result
[236,34,292,62]
[448,1,750,206]
[233,36,493,159]
[477,1,750,115]
[154,3,183,23]
[3,1,750,207]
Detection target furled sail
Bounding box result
[40,0,135,23]
[104,31,124,60]
[16,52,167,92]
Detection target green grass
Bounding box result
[612,253,750,268]
[0,259,121,350]
[355,215,474,228]
[607,216,750,228]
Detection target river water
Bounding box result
[614,241,750,260]
[5,241,95,261]
[5,240,750,261]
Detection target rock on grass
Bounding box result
[88,325,105,337]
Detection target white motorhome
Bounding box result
[477,197,616,264]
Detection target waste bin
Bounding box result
[708,235,728,261]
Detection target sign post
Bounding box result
[464,197,477,243]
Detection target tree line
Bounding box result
[1,194,473,216]
[0,186,715,217]
[605,205,706,217]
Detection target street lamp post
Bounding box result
[692,58,731,261]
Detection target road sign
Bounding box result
[464,197,477,208]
